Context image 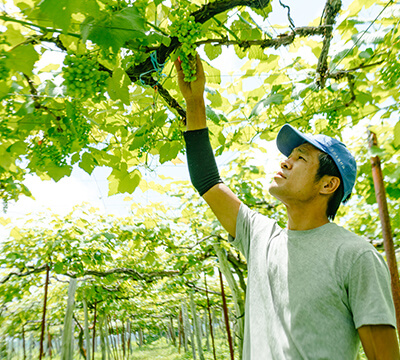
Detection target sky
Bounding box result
[0,0,356,222]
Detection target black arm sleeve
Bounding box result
[183,128,223,196]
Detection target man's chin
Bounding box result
[268,187,286,208]
[268,183,280,200]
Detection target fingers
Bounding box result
[174,52,205,93]
[195,53,205,82]
[174,57,182,72]
[174,54,203,75]
[196,54,203,73]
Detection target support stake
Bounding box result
[219,269,234,360]
[368,130,400,330]
[39,264,50,360]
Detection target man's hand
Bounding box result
[174,55,205,103]
[174,54,206,131]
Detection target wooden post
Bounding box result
[170,317,177,346]
[203,313,210,352]
[39,264,50,360]
[368,130,400,330]
[178,310,183,353]
[48,328,52,358]
[219,269,234,360]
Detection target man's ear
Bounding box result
[320,176,340,196]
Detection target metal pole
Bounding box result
[368,130,400,330]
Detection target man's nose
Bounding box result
[281,158,292,169]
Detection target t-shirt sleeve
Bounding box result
[228,203,251,258]
[228,203,275,260]
[347,250,397,329]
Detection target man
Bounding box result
[174,56,399,359]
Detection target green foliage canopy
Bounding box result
[0,0,398,210]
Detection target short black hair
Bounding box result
[315,152,347,220]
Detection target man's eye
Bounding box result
[299,156,306,161]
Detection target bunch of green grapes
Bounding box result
[67,111,92,149]
[169,9,203,82]
[63,53,109,100]
[29,137,64,167]
[0,49,10,81]
[29,109,92,168]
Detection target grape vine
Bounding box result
[169,8,203,82]
[63,53,109,101]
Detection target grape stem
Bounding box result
[22,73,61,122]
[0,15,80,38]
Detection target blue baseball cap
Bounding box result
[276,124,357,202]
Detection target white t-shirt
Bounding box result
[229,203,396,360]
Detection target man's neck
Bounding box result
[286,203,330,231]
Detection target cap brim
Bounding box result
[276,124,327,156]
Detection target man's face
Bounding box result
[269,142,324,206]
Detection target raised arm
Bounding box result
[174,56,241,238]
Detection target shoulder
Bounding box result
[324,223,388,276]
[230,203,283,258]
[237,202,280,232]
[327,223,377,253]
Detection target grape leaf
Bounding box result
[107,68,131,105]
[6,44,39,75]
[81,7,147,52]
[54,261,64,274]
[0,81,11,100]
[394,121,400,148]
[108,164,141,195]
[79,152,97,175]
[3,25,25,48]
[159,142,181,164]
[250,94,284,117]
[39,0,100,31]
[206,106,228,124]
[204,43,222,61]
[45,164,73,182]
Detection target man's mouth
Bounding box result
[274,171,286,179]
